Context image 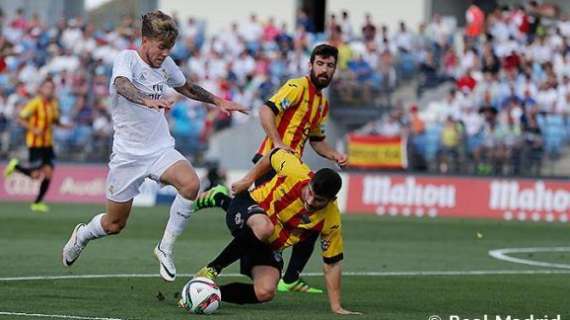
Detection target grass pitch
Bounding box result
[1,202,569,319]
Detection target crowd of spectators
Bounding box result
[358,2,570,177]
[0,7,424,162]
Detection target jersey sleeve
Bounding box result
[19,99,38,119]
[164,56,186,88]
[111,51,134,86]
[320,203,344,264]
[265,79,305,115]
[269,148,311,178]
[309,102,329,142]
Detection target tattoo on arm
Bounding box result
[114,76,147,105]
[176,82,217,105]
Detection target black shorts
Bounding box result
[226,192,283,278]
[29,147,55,168]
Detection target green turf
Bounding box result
[1,202,570,319]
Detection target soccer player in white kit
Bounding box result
[61,11,247,282]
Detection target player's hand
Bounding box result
[333,152,349,167]
[144,98,174,111]
[217,100,249,115]
[273,142,294,154]
[332,306,362,315]
[231,177,253,195]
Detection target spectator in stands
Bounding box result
[340,11,353,42]
[442,45,458,78]
[378,48,397,90]
[8,6,568,177]
[481,42,500,75]
[361,13,376,43]
[501,114,523,174]
[240,14,263,53]
[407,105,428,170]
[417,51,446,96]
[521,107,544,175]
[439,116,462,173]
[394,21,413,53]
[0,90,8,156]
[347,53,376,101]
[456,68,477,92]
[359,111,402,137]
[295,9,315,34]
[478,106,505,175]
[465,0,485,44]
[71,94,94,151]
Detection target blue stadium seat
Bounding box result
[543,114,565,157]
[423,124,442,161]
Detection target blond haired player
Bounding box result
[62,11,247,282]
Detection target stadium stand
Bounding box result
[0,8,417,163]
[353,3,570,177]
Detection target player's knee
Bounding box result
[251,217,274,241]
[254,284,276,302]
[178,179,200,200]
[43,167,53,179]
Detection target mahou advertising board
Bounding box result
[0,164,108,203]
[346,173,570,223]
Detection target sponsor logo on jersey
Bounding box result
[321,239,330,251]
[280,98,290,109]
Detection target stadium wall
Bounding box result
[158,0,428,35]
[347,173,570,223]
[0,0,84,26]
[158,0,297,35]
[3,164,569,223]
[327,0,427,32]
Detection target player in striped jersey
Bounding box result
[4,78,71,212]
[192,149,360,315]
[254,44,348,293]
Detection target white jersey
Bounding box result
[109,49,186,157]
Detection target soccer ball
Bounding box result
[179,277,222,314]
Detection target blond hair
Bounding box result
[141,10,178,47]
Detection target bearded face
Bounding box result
[309,55,337,90]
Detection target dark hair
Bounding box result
[310,44,338,64]
[141,10,178,47]
[311,168,342,199]
[41,77,55,86]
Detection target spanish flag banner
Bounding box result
[347,135,407,169]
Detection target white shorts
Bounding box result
[106,148,188,202]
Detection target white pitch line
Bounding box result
[489,247,570,269]
[0,311,123,320]
[2,270,570,282]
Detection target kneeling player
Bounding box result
[191,149,360,315]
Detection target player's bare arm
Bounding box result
[231,149,277,194]
[114,76,173,110]
[175,81,248,115]
[323,261,361,315]
[310,140,348,166]
[259,105,292,152]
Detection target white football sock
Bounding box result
[77,213,107,245]
[160,194,193,254]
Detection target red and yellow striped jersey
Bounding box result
[255,76,329,160]
[250,149,343,263]
[19,96,60,148]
